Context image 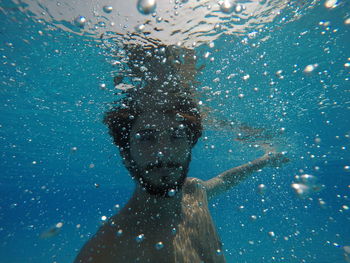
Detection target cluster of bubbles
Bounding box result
[73,0,157,30]
[73,0,250,31]
[219,0,244,14]
[291,174,324,199]
[303,63,319,74]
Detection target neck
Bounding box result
[122,183,183,219]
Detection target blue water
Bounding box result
[1,1,350,262]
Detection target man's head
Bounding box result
[103,88,202,197]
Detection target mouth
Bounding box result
[145,161,182,172]
[161,175,169,182]
[133,163,187,197]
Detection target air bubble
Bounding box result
[235,4,243,13]
[219,0,234,14]
[238,205,245,211]
[135,24,146,32]
[103,5,113,13]
[291,183,310,198]
[74,16,87,28]
[155,241,164,250]
[318,199,326,208]
[291,175,324,199]
[168,189,176,197]
[303,64,318,73]
[324,0,338,9]
[175,113,184,121]
[257,184,266,194]
[40,222,64,239]
[136,234,145,242]
[300,174,317,184]
[137,0,157,15]
[315,137,321,144]
[268,231,275,238]
[242,74,250,80]
[117,229,123,236]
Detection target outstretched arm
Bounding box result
[203,152,288,201]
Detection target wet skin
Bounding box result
[128,112,192,193]
[74,112,225,263]
[74,178,225,263]
[74,112,288,263]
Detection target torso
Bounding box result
[75,178,226,263]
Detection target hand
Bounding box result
[265,151,289,167]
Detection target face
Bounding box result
[127,111,192,197]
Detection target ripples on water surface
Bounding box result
[0,0,350,262]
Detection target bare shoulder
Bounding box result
[183,177,208,201]
[184,177,206,190]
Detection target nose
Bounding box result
[153,136,173,161]
[155,146,172,162]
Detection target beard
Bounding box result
[128,156,191,197]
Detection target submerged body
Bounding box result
[75,45,288,262]
[74,108,286,262]
[75,178,225,263]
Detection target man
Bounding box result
[74,44,287,263]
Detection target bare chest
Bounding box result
[109,184,225,263]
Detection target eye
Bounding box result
[171,128,188,139]
[136,130,156,141]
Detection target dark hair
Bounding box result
[104,44,202,158]
[103,92,202,156]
